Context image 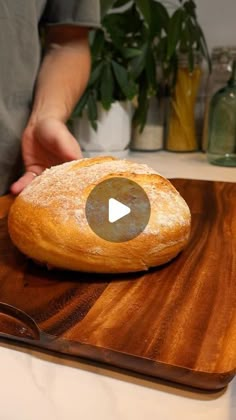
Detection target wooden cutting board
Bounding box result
[0,179,235,391]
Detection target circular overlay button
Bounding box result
[85,177,151,243]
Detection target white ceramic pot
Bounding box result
[72,101,133,158]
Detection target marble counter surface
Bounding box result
[0,151,235,420]
[128,151,236,182]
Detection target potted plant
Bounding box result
[128,0,170,151]
[71,0,170,156]
[70,0,139,157]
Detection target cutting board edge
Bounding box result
[49,336,236,390]
[1,333,235,391]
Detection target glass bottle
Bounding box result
[207,60,236,167]
[165,53,202,152]
[202,46,236,151]
[131,96,164,151]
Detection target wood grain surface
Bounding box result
[0,179,235,390]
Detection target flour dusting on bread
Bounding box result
[9,156,191,273]
[21,157,189,233]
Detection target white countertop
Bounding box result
[1,151,236,420]
[128,150,236,182]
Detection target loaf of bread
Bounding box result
[8,156,191,273]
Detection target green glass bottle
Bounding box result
[207,60,236,166]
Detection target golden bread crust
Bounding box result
[8,157,191,273]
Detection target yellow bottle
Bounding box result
[166,55,202,152]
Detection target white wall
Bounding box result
[167,0,236,51]
[196,0,236,50]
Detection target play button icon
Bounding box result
[108,198,131,223]
[85,177,151,242]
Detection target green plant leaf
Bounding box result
[183,0,196,18]
[186,18,199,47]
[88,62,104,86]
[72,89,90,117]
[179,26,189,52]
[113,0,131,7]
[133,76,149,131]
[155,35,168,61]
[145,48,157,90]
[100,63,114,110]
[103,4,144,52]
[167,8,184,59]
[103,12,130,48]
[188,48,194,72]
[100,0,117,18]
[87,92,98,131]
[135,0,152,27]
[129,42,148,80]
[197,25,212,72]
[112,60,137,99]
[151,1,170,34]
[127,3,145,35]
[121,47,142,59]
[90,29,105,58]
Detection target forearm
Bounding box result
[29,35,91,124]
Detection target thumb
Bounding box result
[35,119,83,161]
[10,171,38,195]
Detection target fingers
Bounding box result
[35,119,83,161]
[10,171,39,195]
[52,125,83,161]
[11,118,83,195]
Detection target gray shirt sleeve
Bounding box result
[41,0,101,27]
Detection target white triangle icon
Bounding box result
[108,198,131,223]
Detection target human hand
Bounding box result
[10,118,82,195]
